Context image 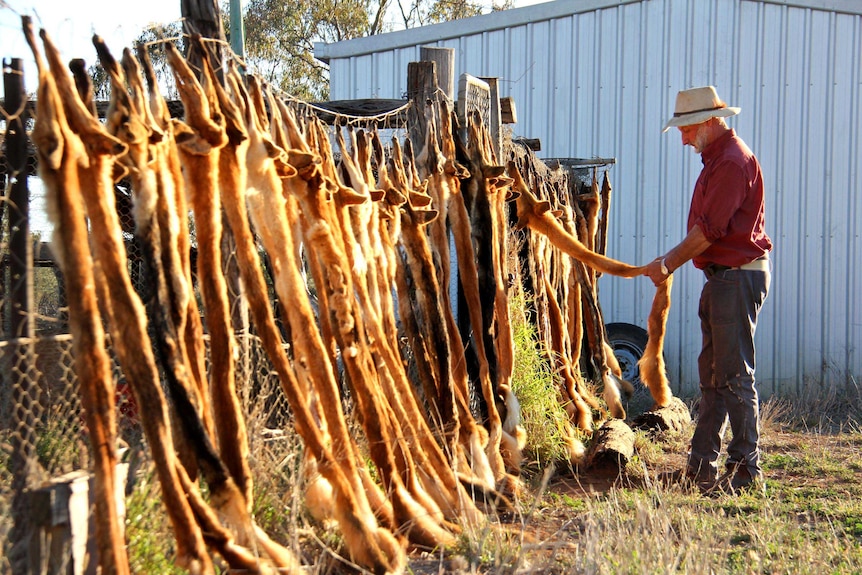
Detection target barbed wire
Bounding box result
[0,82,27,123]
[132,29,419,131]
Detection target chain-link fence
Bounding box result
[0,325,290,572]
[1,100,291,572]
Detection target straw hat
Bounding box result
[662,86,740,132]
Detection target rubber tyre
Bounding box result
[606,322,649,386]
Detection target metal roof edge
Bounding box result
[314,0,862,63]
[753,0,862,16]
[314,0,643,62]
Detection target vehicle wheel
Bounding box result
[606,322,649,386]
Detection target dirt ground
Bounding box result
[403,407,862,574]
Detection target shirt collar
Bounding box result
[701,128,736,164]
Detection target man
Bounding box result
[645,86,772,495]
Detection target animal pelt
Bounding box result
[543,278,597,433]
[638,276,674,407]
[66,33,217,575]
[318,120,484,531]
[508,160,675,413]
[390,135,455,427]
[192,37,256,513]
[332,129,484,526]
[509,162,644,279]
[25,20,130,575]
[136,44,213,454]
[162,45,268,554]
[164,41,251,504]
[174,464,301,575]
[333,128,480,531]
[429,101,500,491]
[450,112,511,483]
[235,74,406,573]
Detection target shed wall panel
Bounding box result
[319,0,862,395]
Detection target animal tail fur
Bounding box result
[638,276,674,407]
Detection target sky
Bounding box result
[1,0,550,93]
[1,0,184,90]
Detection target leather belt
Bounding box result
[704,255,770,276]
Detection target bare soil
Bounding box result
[405,416,862,574]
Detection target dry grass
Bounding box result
[6,376,862,574]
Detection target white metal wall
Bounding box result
[316,0,862,396]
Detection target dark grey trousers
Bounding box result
[688,265,771,481]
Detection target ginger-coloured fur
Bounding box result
[509,163,644,279]
[235,75,407,572]
[508,160,675,411]
[638,276,674,407]
[25,20,130,575]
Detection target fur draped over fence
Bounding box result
[21,17,673,574]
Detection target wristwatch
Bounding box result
[660,258,670,275]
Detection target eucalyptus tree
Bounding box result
[88,0,513,103]
[239,0,513,101]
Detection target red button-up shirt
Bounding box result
[688,129,773,269]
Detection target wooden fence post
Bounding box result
[25,464,129,575]
[406,61,437,154]
[480,77,502,162]
[181,0,225,71]
[420,46,455,101]
[3,57,33,340]
[3,57,40,575]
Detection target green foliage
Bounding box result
[509,294,577,466]
[236,0,515,101]
[396,0,514,28]
[546,491,586,512]
[125,470,188,575]
[78,1,519,106]
[248,433,305,542]
[238,0,350,101]
[131,23,185,100]
[87,23,183,102]
[549,482,862,575]
[35,410,86,474]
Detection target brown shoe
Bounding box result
[731,468,766,496]
[657,469,715,493]
[703,471,735,497]
[704,468,766,497]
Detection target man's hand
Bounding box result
[644,257,671,286]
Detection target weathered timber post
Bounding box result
[407,47,455,158]
[3,56,40,575]
[420,46,455,101]
[181,0,225,70]
[24,465,129,575]
[4,58,33,340]
[406,60,437,154]
[410,48,460,330]
[479,76,502,162]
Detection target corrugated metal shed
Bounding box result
[315,0,862,396]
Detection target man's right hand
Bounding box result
[644,258,671,286]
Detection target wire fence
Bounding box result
[0,47,602,572]
[0,124,291,569]
[0,325,290,570]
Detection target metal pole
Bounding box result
[229,0,246,59]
